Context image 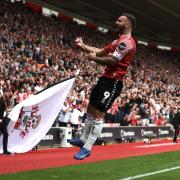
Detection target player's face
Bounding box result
[115,16,129,34]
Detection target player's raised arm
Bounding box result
[86,52,119,66]
[74,37,105,55]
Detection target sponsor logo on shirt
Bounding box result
[117,42,126,51]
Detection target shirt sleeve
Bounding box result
[112,39,133,61]
[103,43,112,53]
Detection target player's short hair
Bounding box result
[122,13,136,29]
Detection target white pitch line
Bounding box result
[136,142,177,148]
[120,166,180,180]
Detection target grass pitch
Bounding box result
[1,151,180,180]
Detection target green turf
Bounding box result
[1,151,180,180]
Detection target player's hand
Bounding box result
[74,37,83,47]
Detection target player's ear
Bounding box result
[126,21,130,28]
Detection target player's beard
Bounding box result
[116,26,126,35]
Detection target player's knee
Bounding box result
[92,122,103,137]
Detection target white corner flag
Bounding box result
[0,77,75,153]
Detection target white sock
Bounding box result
[83,119,103,151]
[80,114,93,143]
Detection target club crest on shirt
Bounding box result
[117,42,126,51]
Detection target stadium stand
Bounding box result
[0,1,179,131]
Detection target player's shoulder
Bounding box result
[119,35,135,44]
[116,35,135,50]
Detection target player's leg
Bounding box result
[67,78,105,147]
[80,113,94,143]
[84,118,103,151]
[74,77,123,160]
[67,113,94,147]
[74,116,103,160]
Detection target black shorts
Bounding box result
[89,76,123,113]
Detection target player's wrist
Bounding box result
[81,44,86,50]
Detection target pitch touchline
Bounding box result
[136,143,177,148]
[120,165,180,180]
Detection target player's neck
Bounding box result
[119,29,132,37]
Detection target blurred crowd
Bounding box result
[0,2,179,128]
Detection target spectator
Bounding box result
[0,93,12,155]
[0,1,179,132]
[57,101,71,127]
